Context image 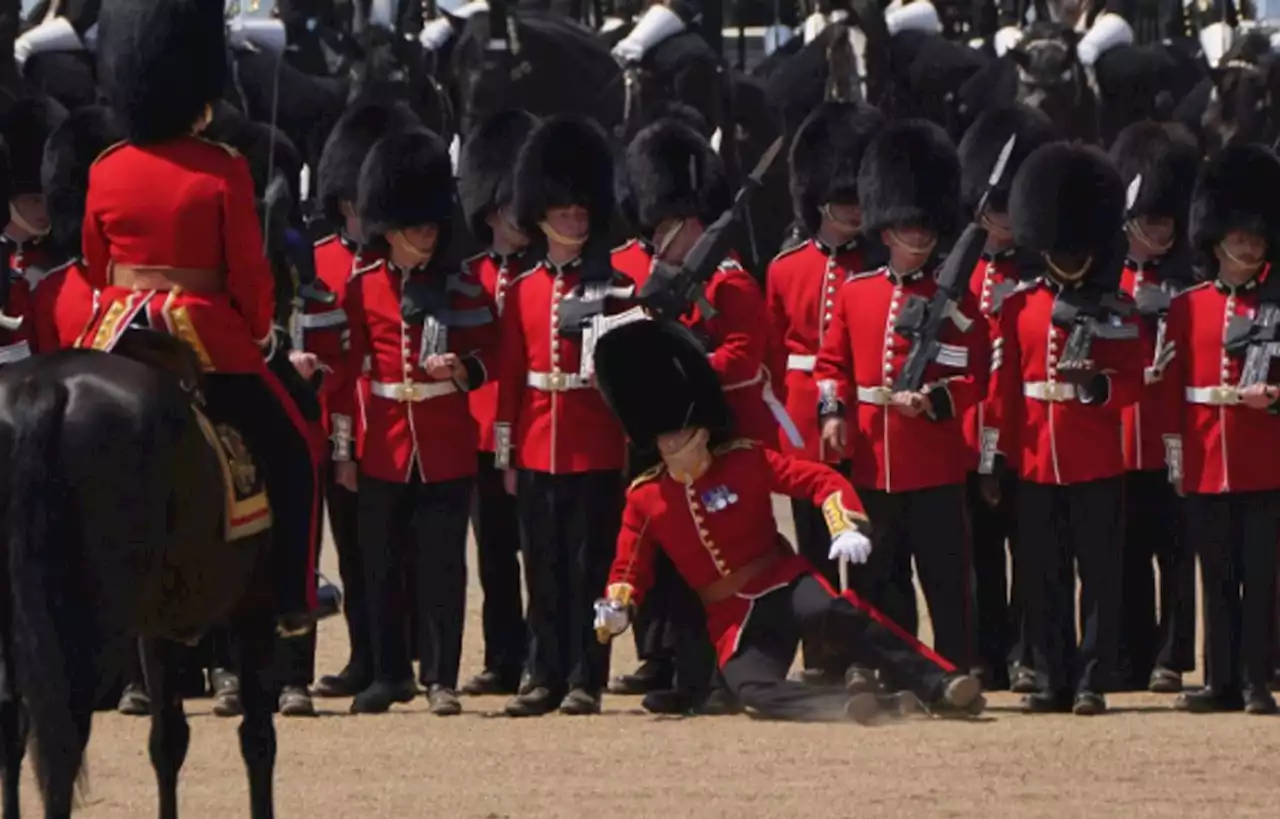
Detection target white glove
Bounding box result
[829,530,872,565]
[611,3,685,65]
[420,17,456,51]
[227,18,288,54]
[593,599,631,641]
[994,25,1023,58]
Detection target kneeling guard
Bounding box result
[591,319,986,722]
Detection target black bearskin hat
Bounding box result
[511,115,615,238]
[858,118,960,238]
[789,101,887,236]
[458,109,540,246]
[958,105,1058,215]
[1110,121,1199,230]
[594,320,732,447]
[97,0,227,144]
[358,127,455,246]
[41,106,124,256]
[1,96,69,196]
[1010,142,1125,261]
[1189,145,1280,253]
[620,119,730,238]
[317,98,422,228]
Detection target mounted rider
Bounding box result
[994,0,1134,69]
[78,0,321,637]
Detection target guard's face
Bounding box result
[1216,229,1267,281]
[982,209,1012,241]
[389,224,439,267]
[657,429,697,455]
[882,225,937,269]
[487,205,530,249]
[9,194,49,235]
[544,205,590,243]
[823,202,863,232]
[1134,215,1175,249]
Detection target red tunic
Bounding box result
[606,440,865,665]
[29,258,96,353]
[306,233,367,461]
[0,235,54,364]
[611,238,655,291]
[1119,261,1176,473]
[493,259,633,474]
[765,238,865,462]
[984,278,1144,485]
[1157,275,1280,494]
[466,250,525,454]
[963,250,1020,458]
[339,253,497,484]
[814,266,989,492]
[78,136,276,374]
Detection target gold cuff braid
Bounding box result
[821,492,867,537]
[605,583,635,607]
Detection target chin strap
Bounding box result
[661,428,712,484]
[539,220,588,249]
[7,203,49,239]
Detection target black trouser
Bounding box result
[631,551,720,695]
[326,461,370,681]
[358,473,471,689]
[965,470,1031,684]
[1184,490,1280,696]
[1017,477,1124,697]
[517,469,622,697]
[203,373,316,618]
[270,630,317,693]
[472,452,526,680]
[793,493,844,673]
[630,554,679,679]
[1119,470,1195,685]
[854,484,974,671]
[721,575,953,721]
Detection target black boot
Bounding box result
[313,665,371,698]
[460,668,522,696]
[350,680,417,714]
[608,660,673,695]
[504,686,562,717]
[1173,687,1244,713]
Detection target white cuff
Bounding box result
[994,25,1023,58]
[14,17,83,70]
[886,1,941,36]
[449,0,491,19]
[612,4,685,63]
[227,18,288,54]
[1076,13,1133,67]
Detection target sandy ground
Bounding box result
[19,498,1279,819]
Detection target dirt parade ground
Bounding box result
[23,499,1280,819]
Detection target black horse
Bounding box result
[0,334,283,819]
[1194,32,1280,156]
[1009,22,1098,143]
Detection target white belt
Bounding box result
[527,371,592,392]
[787,354,816,372]
[370,379,458,402]
[0,340,31,365]
[723,370,764,392]
[1185,385,1241,406]
[856,386,895,406]
[1024,381,1076,402]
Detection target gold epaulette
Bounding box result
[349,255,381,281]
[712,438,757,456]
[314,233,338,249]
[462,250,487,269]
[628,463,666,491]
[91,140,127,166]
[847,268,880,283]
[612,238,639,255]
[196,136,241,158]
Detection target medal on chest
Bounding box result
[700,485,740,513]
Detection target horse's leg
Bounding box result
[140,638,190,819]
[232,617,277,819]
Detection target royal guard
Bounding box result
[813,119,986,679]
[28,106,120,355]
[0,95,66,365]
[766,100,884,682]
[591,318,987,722]
[1109,120,1199,694]
[494,115,633,717]
[956,104,1058,692]
[457,108,539,697]
[334,127,496,715]
[309,97,423,702]
[81,0,320,635]
[1158,146,1280,715]
[984,142,1143,715]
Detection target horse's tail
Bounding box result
[7,374,85,807]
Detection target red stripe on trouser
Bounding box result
[810,571,957,673]
[260,365,323,611]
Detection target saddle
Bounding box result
[111,329,273,543]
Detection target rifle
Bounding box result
[892,134,1018,393]
[637,134,786,323]
[1224,302,1280,389]
[1050,292,1139,385]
